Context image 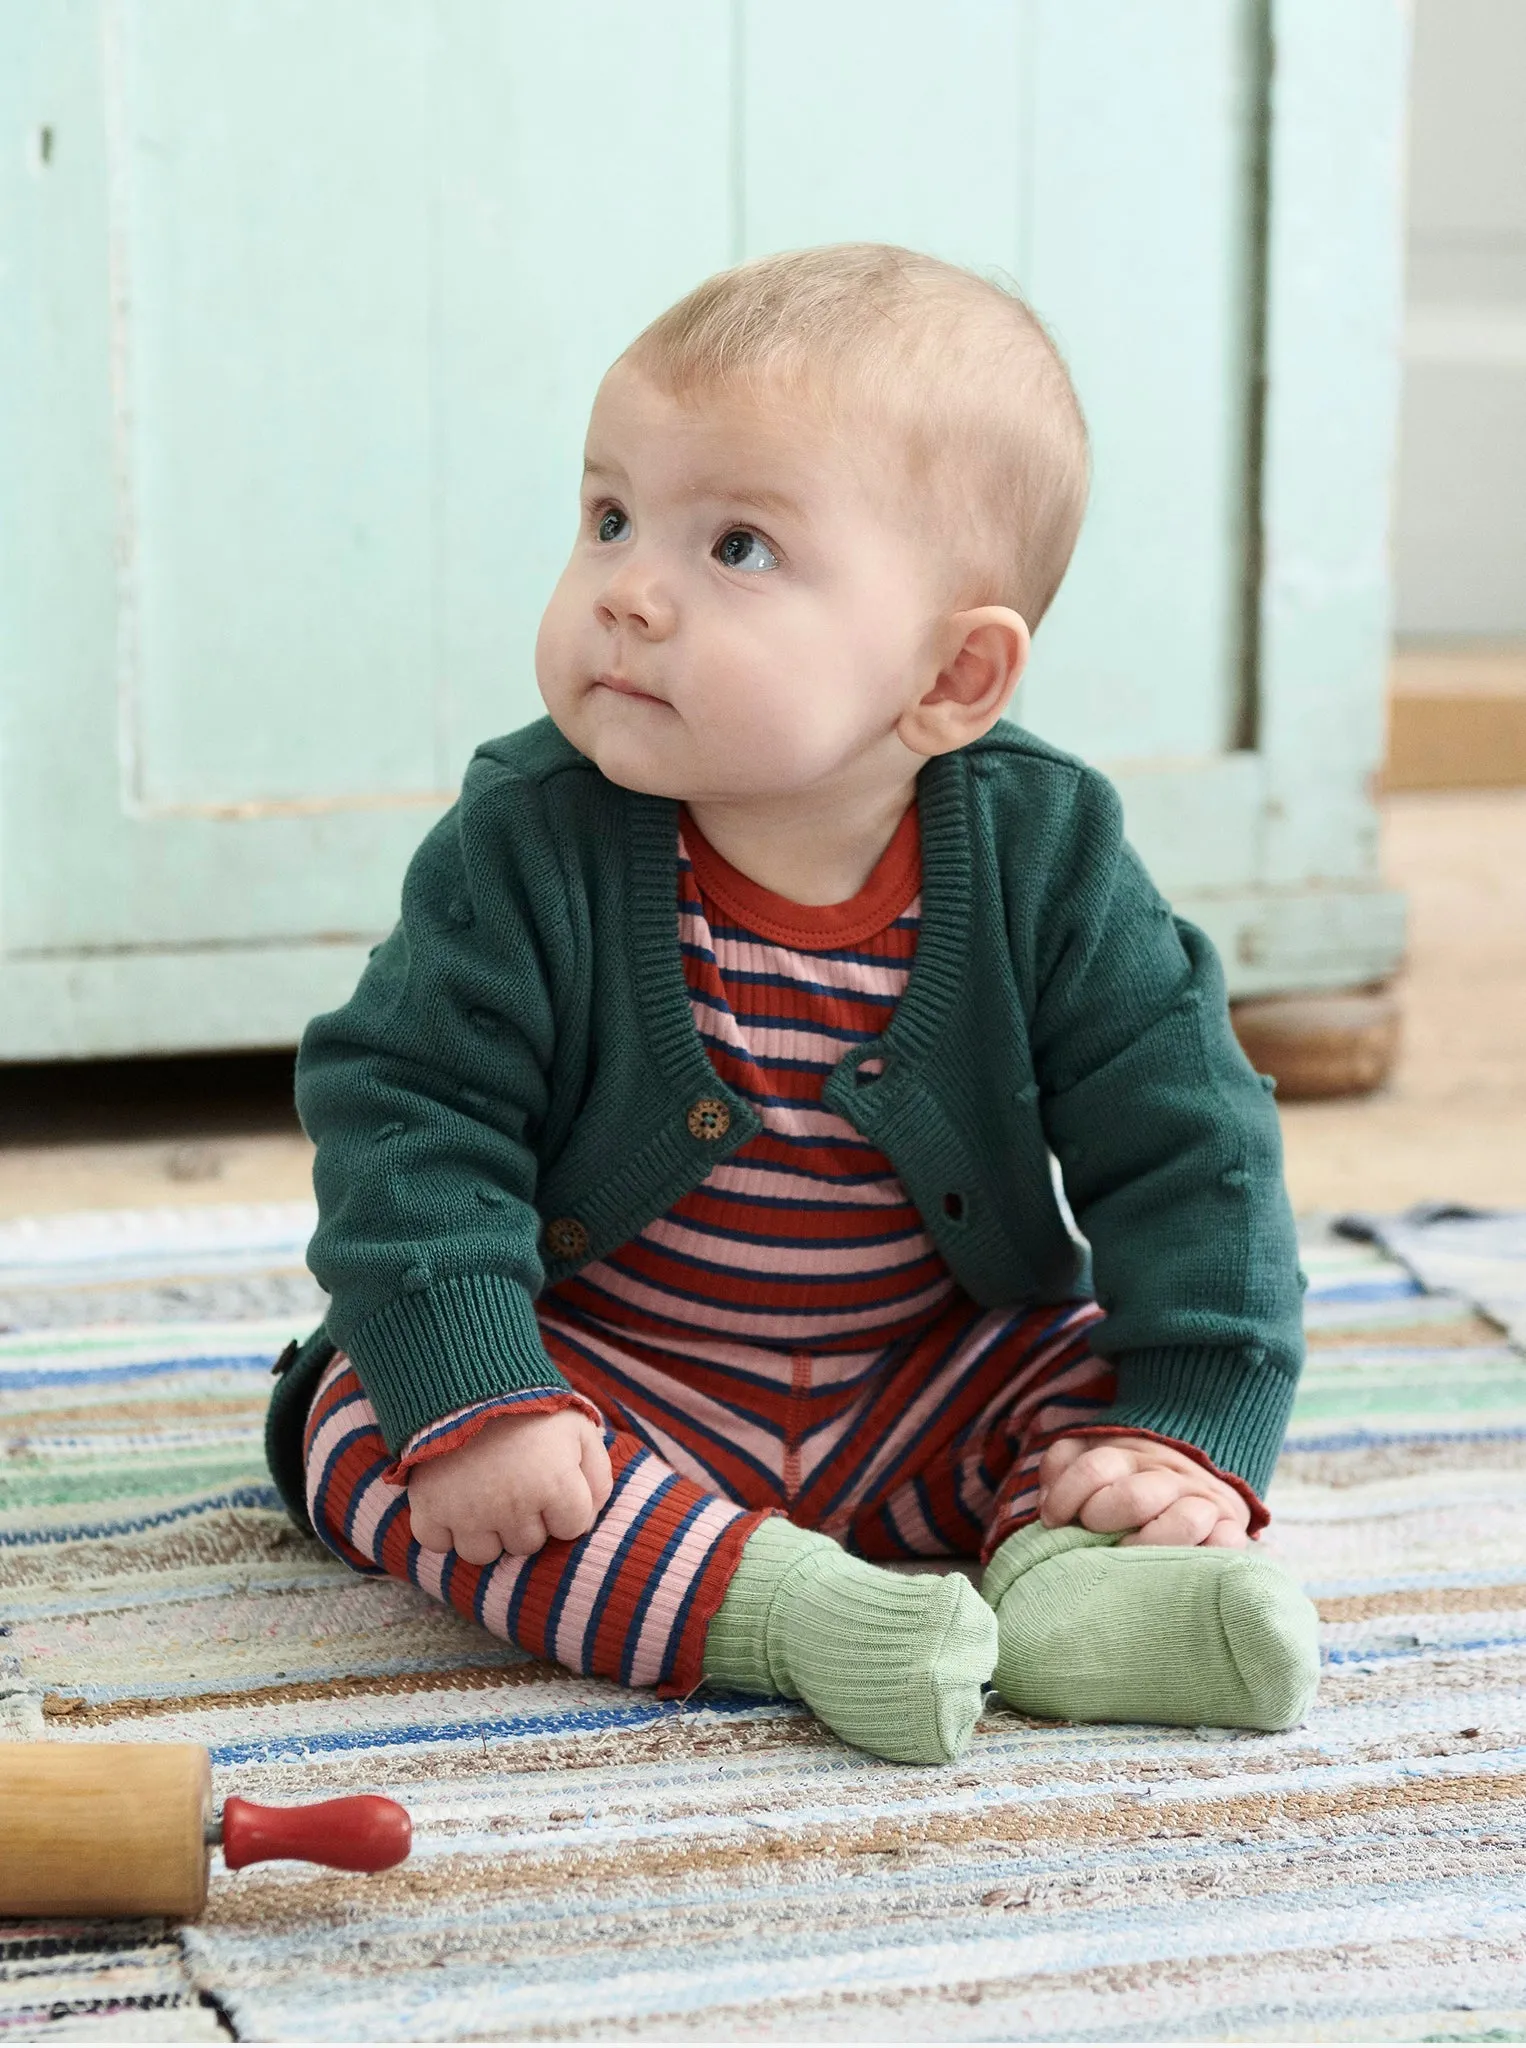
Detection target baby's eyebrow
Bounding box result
[684,478,805,521]
[581,457,804,523]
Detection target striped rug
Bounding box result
[2,1204,1524,2042]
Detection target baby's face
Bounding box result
[536,364,947,805]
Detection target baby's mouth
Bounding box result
[593,673,668,707]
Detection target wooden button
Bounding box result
[545,1216,590,1261]
[686,1097,731,1141]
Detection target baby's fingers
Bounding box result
[1040,1443,1140,1526]
[409,1507,455,1557]
[497,1508,550,1558]
[581,1429,614,1514]
[453,1526,507,1567]
[412,1507,504,1566]
[1118,1494,1221,1548]
[540,1468,597,1543]
[1076,1467,1188,1534]
[1035,1435,1091,1491]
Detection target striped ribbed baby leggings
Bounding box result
[303,1292,1113,1696]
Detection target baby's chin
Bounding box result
[580,734,814,808]
[556,710,694,800]
[544,687,825,804]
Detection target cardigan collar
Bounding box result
[623,749,974,1097]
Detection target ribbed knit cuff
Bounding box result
[981,1523,1118,1613]
[1094,1346,1298,1503]
[701,1516,833,1697]
[384,1386,603,1485]
[342,1272,568,1454]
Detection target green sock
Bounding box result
[982,1523,1320,1732]
[703,1517,997,1765]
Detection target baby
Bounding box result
[269,243,1320,1766]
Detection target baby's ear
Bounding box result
[899,606,1030,758]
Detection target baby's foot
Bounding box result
[703,1517,997,1764]
[982,1523,1320,1731]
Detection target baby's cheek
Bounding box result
[690,675,798,766]
[691,637,843,776]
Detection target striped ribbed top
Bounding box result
[539,804,956,1354]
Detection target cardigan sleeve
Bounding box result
[1026,766,1305,1499]
[296,758,578,1455]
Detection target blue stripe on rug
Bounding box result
[0,1486,284,1544]
[0,1354,279,1389]
[1284,1425,1526,1450]
[208,1692,771,1766]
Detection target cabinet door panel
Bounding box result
[1,2,729,957]
[739,1,1024,272]
[119,0,440,810]
[435,6,732,763]
[741,0,1264,776]
[1019,0,1265,765]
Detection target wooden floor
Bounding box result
[0,788,1523,1222]
[1386,644,1526,790]
[1278,785,1526,1214]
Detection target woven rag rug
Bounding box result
[2,1202,1524,2043]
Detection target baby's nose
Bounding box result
[596,563,676,638]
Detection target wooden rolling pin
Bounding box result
[0,1743,411,1918]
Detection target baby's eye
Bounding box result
[714,528,778,573]
[595,506,630,544]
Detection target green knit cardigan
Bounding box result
[266,715,1303,1529]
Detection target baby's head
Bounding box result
[536,243,1088,810]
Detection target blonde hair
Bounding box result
[622,243,1089,628]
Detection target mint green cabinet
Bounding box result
[0,1,1408,1059]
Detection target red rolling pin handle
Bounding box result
[218,1794,412,1873]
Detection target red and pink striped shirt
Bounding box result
[389,802,956,1481]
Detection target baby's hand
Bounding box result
[406,1408,613,1566]
[1036,1434,1251,1549]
